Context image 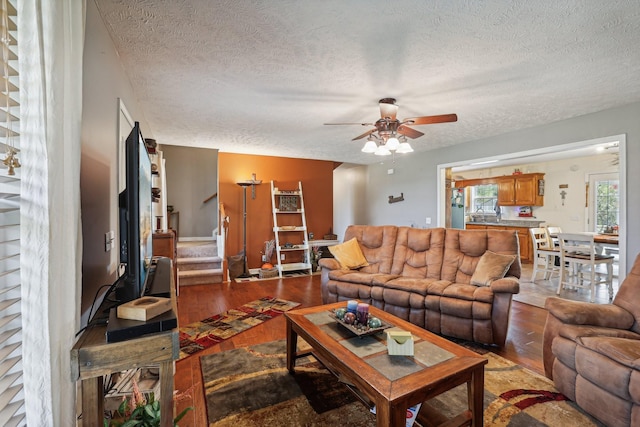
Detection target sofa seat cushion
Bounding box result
[575,337,640,404]
[559,324,640,342]
[552,325,640,371]
[424,282,494,304]
[382,277,442,296]
[328,270,397,286]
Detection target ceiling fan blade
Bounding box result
[352,129,376,141]
[397,125,424,139]
[403,113,458,126]
[324,122,374,126]
[379,102,398,120]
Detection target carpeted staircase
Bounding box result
[177,240,224,286]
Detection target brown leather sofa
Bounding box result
[543,253,640,427]
[319,225,521,346]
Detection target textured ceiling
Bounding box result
[95,0,640,165]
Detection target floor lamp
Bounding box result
[236,175,262,278]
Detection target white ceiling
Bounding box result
[94,0,640,165]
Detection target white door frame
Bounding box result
[437,135,627,282]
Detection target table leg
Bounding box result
[81,376,103,426]
[286,319,297,373]
[468,367,485,426]
[374,399,400,427]
[159,360,174,427]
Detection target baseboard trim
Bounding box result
[178,236,215,242]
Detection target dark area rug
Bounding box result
[201,340,605,426]
[178,297,299,359]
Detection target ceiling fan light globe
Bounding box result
[361,140,378,153]
[396,142,414,153]
[374,145,391,156]
[386,137,400,151]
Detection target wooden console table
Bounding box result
[71,262,178,426]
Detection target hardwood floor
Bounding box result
[173,274,549,427]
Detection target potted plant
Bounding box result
[104,378,192,427]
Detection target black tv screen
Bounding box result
[117,122,153,303]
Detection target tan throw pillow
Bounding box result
[470,250,516,286]
[328,237,369,270]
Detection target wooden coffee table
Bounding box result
[285,302,487,427]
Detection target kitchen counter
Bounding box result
[465,220,545,228]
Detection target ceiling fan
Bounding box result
[325,98,457,155]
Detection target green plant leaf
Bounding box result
[143,404,156,419]
[173,406,193,425]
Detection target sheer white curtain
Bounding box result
[19,1,85,425]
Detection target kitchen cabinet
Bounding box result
[464,224,531,263]
[497,173,545,206]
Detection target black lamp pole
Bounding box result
[236,176,261,278]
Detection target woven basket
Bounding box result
[259,268,279,279]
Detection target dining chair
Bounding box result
[545,226,562,247]
[557,232,615,302]
[529,227,560,281]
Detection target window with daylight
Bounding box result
[471,184,498,213]
[593,176,620,233]
[0,0,24,424]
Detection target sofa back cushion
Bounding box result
[390,227,445,279]
[613,253,640,334]
[343,225,398,274]
[441,229,521,284]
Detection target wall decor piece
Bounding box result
[279,195,298,211]
[388,193,404,204]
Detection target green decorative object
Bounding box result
[334,308,346,320]
[368,317,382,329]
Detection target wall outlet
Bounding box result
[261,254,267,262]
[280,253,285,260]
[425,217,431,225]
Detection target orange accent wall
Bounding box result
[219,153,334,271]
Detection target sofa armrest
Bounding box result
[545,297,634,329]
[489,276,520,294]
[319,258,341,271]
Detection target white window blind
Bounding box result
[0,0,23,425]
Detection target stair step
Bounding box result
[178,268,224,286]
[177,241,218,258]
[178,256,222,272]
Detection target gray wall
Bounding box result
[339,101,640,274]
[160,145,218,239]
[80,0,152,323]
[333,164,368,241]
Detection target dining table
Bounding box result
[593,233,619,246]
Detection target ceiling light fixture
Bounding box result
[374,144,391,156]
[361,139,378,153]
[361,132,413,156]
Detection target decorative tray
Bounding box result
[328,310,392,337]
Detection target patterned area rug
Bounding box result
[178,297,300,359]
[201,340,605,426]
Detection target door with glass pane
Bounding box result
[588,173,619,233]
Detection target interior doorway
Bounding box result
[437,135,627,281]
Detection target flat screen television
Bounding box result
[115,122,153,303]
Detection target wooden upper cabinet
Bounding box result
[497,179,515,205]
[496,173,545,206]
[454,172,545,206]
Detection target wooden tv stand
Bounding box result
[71,260,178,427]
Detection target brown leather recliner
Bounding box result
[543,253,640,427]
